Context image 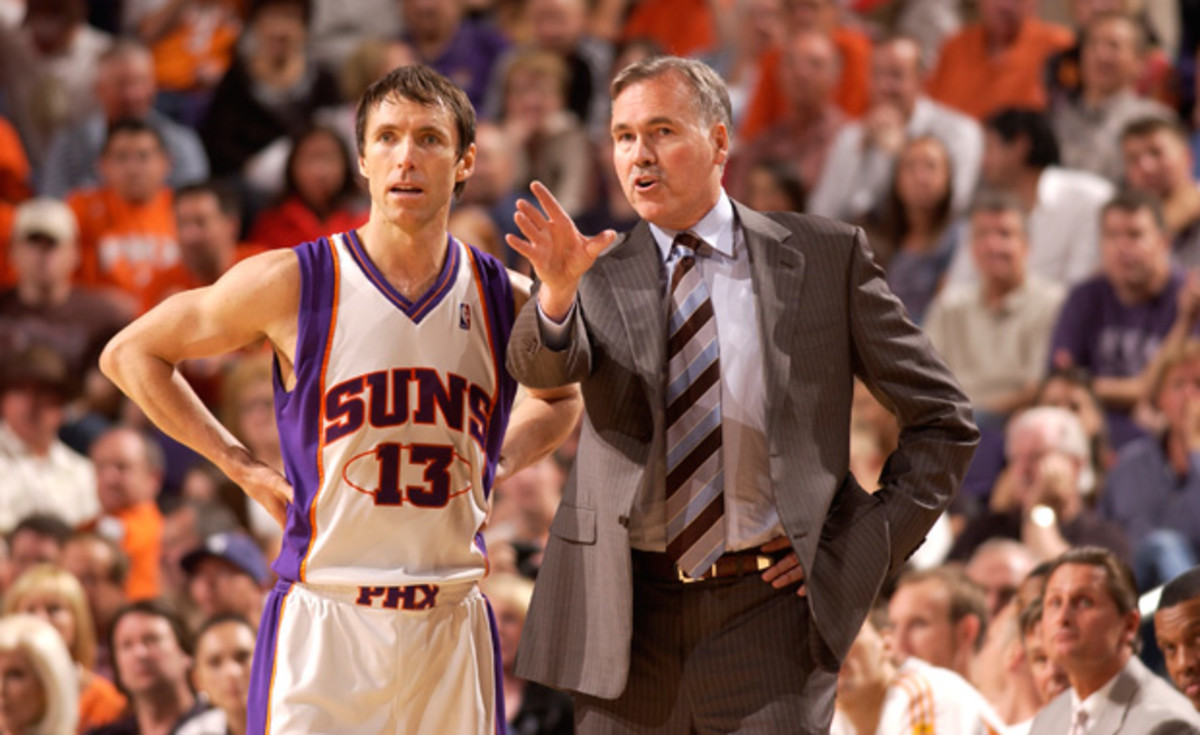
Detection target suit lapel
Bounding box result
[1093,661,1139,735]
[736,202,804,431]
[594,221,667,400]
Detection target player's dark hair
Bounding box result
[1159,568,1200,612]
[984,108,1060,170]
[1045,547,1139,617]
[355,64,476,198]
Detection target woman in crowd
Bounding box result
[0,613,79,734]
[3,564,126,733]
[861,135,961,324]
[248,124,367,247]
[176,614,256,735]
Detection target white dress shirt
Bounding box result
[539,191,782,551]
[1067,665,1124,735]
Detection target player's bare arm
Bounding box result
[495,268,583,482]
[100,249,302,527]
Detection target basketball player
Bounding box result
[100,65,582,734]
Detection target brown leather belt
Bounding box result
[631,549,777,583]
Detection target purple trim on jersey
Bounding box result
[484,595,507,733]
[466,244,517,502]
[346,229,460,323]
[271,237,338,583]
[247,580,294,734]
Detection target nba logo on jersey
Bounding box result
[459,303,471,330]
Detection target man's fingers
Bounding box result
[513,212,550,251]
[761,553,801,584]
[585,229,618,257]
[505,233,536,260]
[529,180,571,224]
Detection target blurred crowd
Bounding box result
[0,0,1199,732]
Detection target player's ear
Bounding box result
[712,122,729,167]
[456,143,476,183]
[358,154,368,179]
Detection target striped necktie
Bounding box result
[665,232,726,579]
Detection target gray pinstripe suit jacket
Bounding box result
[505,202,979,699]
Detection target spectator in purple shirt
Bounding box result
[1049,190,1199,449]
[400,0,508,109]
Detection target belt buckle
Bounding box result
[677,564,711,583]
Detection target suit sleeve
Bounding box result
[846,227,979,572]
[506,281,594,388]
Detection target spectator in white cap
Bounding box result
[181,532,269,628]
[0,197,131,448]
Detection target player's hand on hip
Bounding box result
[227,451,293,529]
[759,535,806,597]
[506,181,616,321]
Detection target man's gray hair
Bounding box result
[1006,406,1095,495]
[611,56,732,132]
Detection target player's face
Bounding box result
[113,613,190,696]
[193,620,255,717]
[1042,563,1138,676]
[1156,598,1200,710]
[887,579,959,669]
[0,649,46,734]
[358,96,475,234]
[610,73,729,232]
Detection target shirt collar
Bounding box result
[1068,661,1126,727]
[649,190,736,262]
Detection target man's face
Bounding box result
[981,0,1032,39]
[358,96,474,233]
[186,557,261,619]
[970,209,1028,291]
[1042,563,1138,677]
[460,124,515,205]
[175,192,237,280]
[61,539,126,629]
[1156,359,1200,435]
[967,547,1031,620]
[888,579,961,669]
[100,131,170,205]
[90,430,160,512]
[870,40,922,114]
[781,32,838,112]
[11,233,78,294]
[1024,620,1070,703]
[611,73,728,232]
[192,620,255,717]
[401,0,462,43]
[8,531,61,582]
[251,5,306,63]
[113,612,190,697]
[1123,129,1193,199]
[96,54,156,121]
[981,130,1027,189]
[1081,17,1140,98]
[528,0,585,54]
[1100,206,1169,298]
[1156,598,1200,710]
[0,382,65,454]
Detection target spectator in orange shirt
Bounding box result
[128,0,243,127]
[739,0,872,142]
[726,31,846,197]
[68,119,181,314]
[0,115,33,287]
[146,182,265,307]
[247,125,366,248]
[926,0,1074,119]
[87,426,165,602]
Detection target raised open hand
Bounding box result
[506,181,616,320]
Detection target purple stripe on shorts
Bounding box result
[246,580,294,734]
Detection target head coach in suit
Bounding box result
[504,55,979,733]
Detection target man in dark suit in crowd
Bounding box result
[504,55,978,733]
